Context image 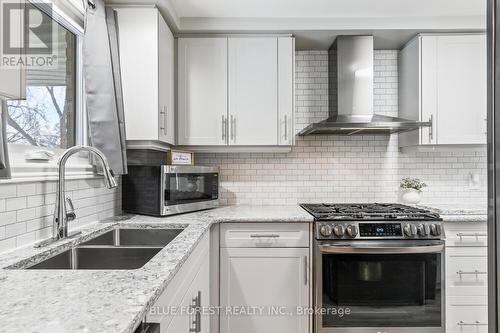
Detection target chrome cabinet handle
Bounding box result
[196,291,201,333]
[167,106,168,135]
[457,321,487,326]
[160,107,165,132]
[457,270,487,278]
[160,106,168,136]
[250,234,280,238]
[284,114,288,141]
[304,255,308,285]
[189,291,201,333]
[457,233,487,240]
[222,115,226,141]
[230,115,236,142]
[428,115,434,142]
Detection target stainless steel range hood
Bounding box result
[298,36,431,136]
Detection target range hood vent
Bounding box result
[299,36,431,136]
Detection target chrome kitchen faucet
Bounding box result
[36,146,118,247]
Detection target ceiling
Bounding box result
[106,0,486,49]
[170,0,485,18]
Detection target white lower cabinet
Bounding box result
[447,296,488,333]
[149,232,210,333]
[445,221,488,333]
[220,223,311,333]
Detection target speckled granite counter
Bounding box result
[418,204,487,222]
[0,205,313,333]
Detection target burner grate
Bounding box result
[300,203,441,221]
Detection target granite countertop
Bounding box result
[418,204,487,222]
[0,205,313,333]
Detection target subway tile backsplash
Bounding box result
[197,50,487,206]
[0,50,486,252]
[0,177,121,252]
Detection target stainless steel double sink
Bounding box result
[26,228,184,270]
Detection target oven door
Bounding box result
[315,240,445,333]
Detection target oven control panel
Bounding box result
[316,221,444,240]
[359,223,402,237]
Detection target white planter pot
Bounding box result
[401,189,422,204]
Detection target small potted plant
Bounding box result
[400,177,427,204]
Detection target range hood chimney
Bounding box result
[298,35,431,136]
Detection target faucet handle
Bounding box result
[65,198,76,222]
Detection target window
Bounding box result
[6,7,77,149]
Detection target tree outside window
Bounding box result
[6,9,76,149]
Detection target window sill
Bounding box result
[2,144,100,184]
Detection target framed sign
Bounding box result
[166,149,194,165]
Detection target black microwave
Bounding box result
[122,165,219,216]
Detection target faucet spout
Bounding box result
[52,146,117,240]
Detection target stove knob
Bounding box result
[320,225,333,237]
[418,224,430,237]
[430,224,442,236]
[333,225,345,237]
[404,224,417,237]
[346,225,358,238]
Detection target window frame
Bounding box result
[3,2,91,182]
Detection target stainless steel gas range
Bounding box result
[301,203,445,333]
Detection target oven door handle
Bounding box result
[318,244,444,254]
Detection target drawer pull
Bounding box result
[457,270,487,279]
[457,233,487,240]
[457,321,487,326]
[250,234,280,238]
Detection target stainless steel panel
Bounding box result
[318,240,444,254]
[314,239,446,333]
[489,0,499,332]
[80,228,184,247]
[27,246,162,270]
[161,165,219,174]
[337,36,373,117]
[161,200,219,216]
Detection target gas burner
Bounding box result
[301,203,441,221]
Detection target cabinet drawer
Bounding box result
[220,223,309,248]
[446,247,487,296]
[446,296,488,333]
[445,222,487,247]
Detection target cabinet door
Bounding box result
[278,37,294,146]
[178,38,228,145]
[158,12,175,145]
[436,35,487,144]
[0,1,25,99]
[422,35,487,145]
[116,7,159,141]
[446,296,488,333]
[164,254,210,333]
[220,247,309,333]
[228,38,278,145]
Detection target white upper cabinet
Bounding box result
[178,38,228,146]
[115,6,175,149]
[278,37,295,146]
[399,34,487,147]
[228,37,278,145]
[0,1,25,100]
[178,36,295,148]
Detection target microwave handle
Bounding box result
[318,244,444,254]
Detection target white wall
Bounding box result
[197,50,487,206]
